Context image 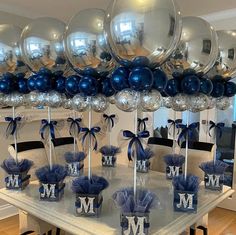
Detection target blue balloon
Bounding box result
[181,75,200,95]
[38,67,52,76]
[15,73,25,80]
[132,56,150,68]
[211,81,224,98]
[224,82,236,97]
[172,71,182,79]
[79,76,98,96]
[0,80,11,94]
[18,78,29,94]
[55,76,66,93]
[128,67,153,91]
[200,78,213,95]
[101,78,115,97]
[111,67,130,91]
[83,67,99,78]
[2,72,14,81]
[165,79,180,97]
[35,74,52,92]
[65,75,80,95]
[153,69,168,92]
[27,75,37,91]
[183,68,196,77]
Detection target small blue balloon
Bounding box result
[132,56,150,68]
[79,76,98,96]
[35,74,52,92]
[200,78,213,95]
[153,69,168,92]
[18,78,29,94]
[83,67,99,78]
[38,67,52,76]
[211,81,224,98]
[55,76,66,93]
[181,75,200,95]
[172,71,183,79]
[65,75,80,95]
[101,78,115,97]
[165,79,180,97]
[15,73,25,80]
[2,72,14,81]
[224,81,236,97]
[128,67,153,91]
[0,80,11,94]
[183,68,196,77]
[111,67,130,91]
[27,75,37,91]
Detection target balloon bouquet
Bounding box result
[0,0,236,232]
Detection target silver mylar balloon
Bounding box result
[216,97,231,110]
[25,92,39,107]
[207,96,216,109]
[140,90,162,112]
[172,93,188,111]
[162,96,172,109]
[72,94,89,112]
[108,95,116,104]
[189,94,209,112]
[165,17,218,75]
[20,17,67,73]
[64,9,114,73]
[105,0,182,66]
[63,98,73,110]
[208,30,236,79]
[46,91,63,108]
[91,94,108,113]
[115,89,140,112]
[4,92,24,107]
[0,24,28,75]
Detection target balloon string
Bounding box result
[88,97,92,180]
[73,110,77,156]
[48,107,52,170]
[12,106,18,165]
[134,109,138,201]
[184,111,189,180]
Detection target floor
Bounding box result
[0,208,236,235]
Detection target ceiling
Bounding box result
[1,0,236,22]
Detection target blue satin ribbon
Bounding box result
[81,127,101,151]
[103,114,116,129]
[177,122,199,145]
[67,118,82,136]
[40,119,57,140]
[123,130,150,161]
[138,117,149,132]
[5,117,22,137]
[209,121,225,139]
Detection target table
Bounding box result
[0,165,234,235]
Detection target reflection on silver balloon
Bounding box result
[64,9,114,73]
[4,92,24,107]
[162,96,172,109]
[115,89,140,112]
[207,96,216,109]
[105,0,182,66]
[189,94,209,112]
[108,95,116,104]
[91,94,108,112]
[165,16,218,76]
[216,97,231,110]
[140,90,162,112]
[20,17,67,73]
[46,91,63,108]
[0,93,6,107]
[0,24,28,75]
[63,98,73,110]
[172,94,188,111]
[208,30,236,79]
[72,94,89,112]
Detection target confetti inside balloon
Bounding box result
[91,94,108,112]
[172,93,189,111]
[189,94,209,112]
[140,90,162,112]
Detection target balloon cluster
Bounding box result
[0,0,235,113]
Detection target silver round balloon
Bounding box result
[46,91,63,108]
[189,94,209,112]
[165,16,218,76]
[216,97,231,110]
[25,92,39,107]
[72,94,89,112]
[0,24,28,75]
[207,96,216,109]
[115,89,140,112]
[104,0,182,66]
[64,8,114,73]
[20,17,67,73]
[172,93,188,111]
[91,94,108,112]
[162,96,172,109]
[4,92,24,107]
[108,95,116,104]
[208,30,236,79]
[140,90,162,112]
[63,98,73,110]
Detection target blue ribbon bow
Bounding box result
[209,121,225,139]
[5,117,22,137]
[123,130,150,161]
[168,119,182,135]
[103,114,116,129]
[138,117,149,132]
[40,119,57,140]
[81,127,101,151]
[177,122,199,146]
[67,118,82,136]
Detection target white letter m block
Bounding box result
[124,216,146,235]
[177,193,194,209]
[77,197,95,214]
